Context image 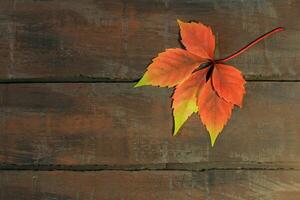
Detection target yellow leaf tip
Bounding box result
[208,130,220,147]
[172,113,184,137]
[173,127,180,136]
[177,19,184,25]
[134,74,149,88]
[134,82,143,88]
[210,138,216,147]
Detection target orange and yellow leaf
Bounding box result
[172,68,208,135]
[177,19,215,59]
[198,79,234,146]
[212,64,246,107]
[135,48,206,88]
[134,20,282,146]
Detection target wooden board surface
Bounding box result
[0,0,298,81]
[0,1,299,199]
[0,82,299,167]
[0,170,300,200]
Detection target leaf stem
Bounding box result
[215,27,284,63]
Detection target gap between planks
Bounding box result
[0,77,299,84]
[0,163,299,172]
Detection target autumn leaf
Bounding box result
[212,64,246,107]
[172,68,209,135]
[135,48,207,88]
[135,19,284,146]
[197,78,233,146]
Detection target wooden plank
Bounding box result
[0,170,300,199]
[0,0,298,81]
[0,82,299,167]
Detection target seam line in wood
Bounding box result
[0,164,298,172]
[0,79,299,84]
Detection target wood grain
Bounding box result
[0,82,299,167]
[0,170,300,200]
[0,1,298,198]
[0,0,298,81]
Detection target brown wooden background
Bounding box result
[0,0,299,199]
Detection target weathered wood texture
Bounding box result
[0,1,299,199]
[0,82,299,167]
[0,170,300,200]
[0,0,298,81]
